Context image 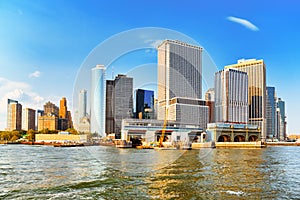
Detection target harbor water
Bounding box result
[0,145,299,199]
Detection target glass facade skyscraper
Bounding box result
[135,89,154,119]
[266,86,276,137]
[91,65,106,136]
[277,98,286,140]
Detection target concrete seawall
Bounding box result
[266,142,300,146]
[216,141,265,148]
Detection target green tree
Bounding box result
[65,128,78,135]
[10,131,21,141]
[27,129,36,141]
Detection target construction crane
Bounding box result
[158,107,168,147]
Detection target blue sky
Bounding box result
[0,0,299,133]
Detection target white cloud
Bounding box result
[144,39,163,48]
[28,70,41,78]
[227,16,259,31]
[0,77,45,130]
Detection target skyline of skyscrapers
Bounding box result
[215,68,248,124]
[3,39,289,139]
[225,59,267,140]
[90,65,106,136]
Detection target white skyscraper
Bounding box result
[90,65,106,136]
[78,89,87,119]
[157,40,208,128]
[157,40,202,103]
[215,68,248,123]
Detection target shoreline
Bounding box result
[1,141,299,148]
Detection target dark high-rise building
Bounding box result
[105,75,133,137]
[266,87,276,138]
[105,80,115,134]
[276,98,286,140]
[7,99,22,131]
[135,89,154,119]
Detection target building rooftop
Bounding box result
[157,39,203,50]
[225,59,264,69]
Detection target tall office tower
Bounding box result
[277,98,286,140]
[205,88,215,123]
[59,97,67,130]
[225,59,266,139]
[7,99,22,131]
[135,89,154,119]
[114,75,133,136]
[157,40,206,127]
[67,110,73,128]
[91,65,106,135]
[266,87,276,138]
[105,80,115,134]
[59,97,67,118]
[215,68,248,123]
[78,90,87,119]
[44,101,59,116]
[105,75,133,137]
[77,90,89,133]
[22,108,36,131]
[158,40,202,102]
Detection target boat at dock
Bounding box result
[115,140,132,148]
[53,143,84,147]
[153,147,178,150]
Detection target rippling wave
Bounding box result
[0,145,299,199]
